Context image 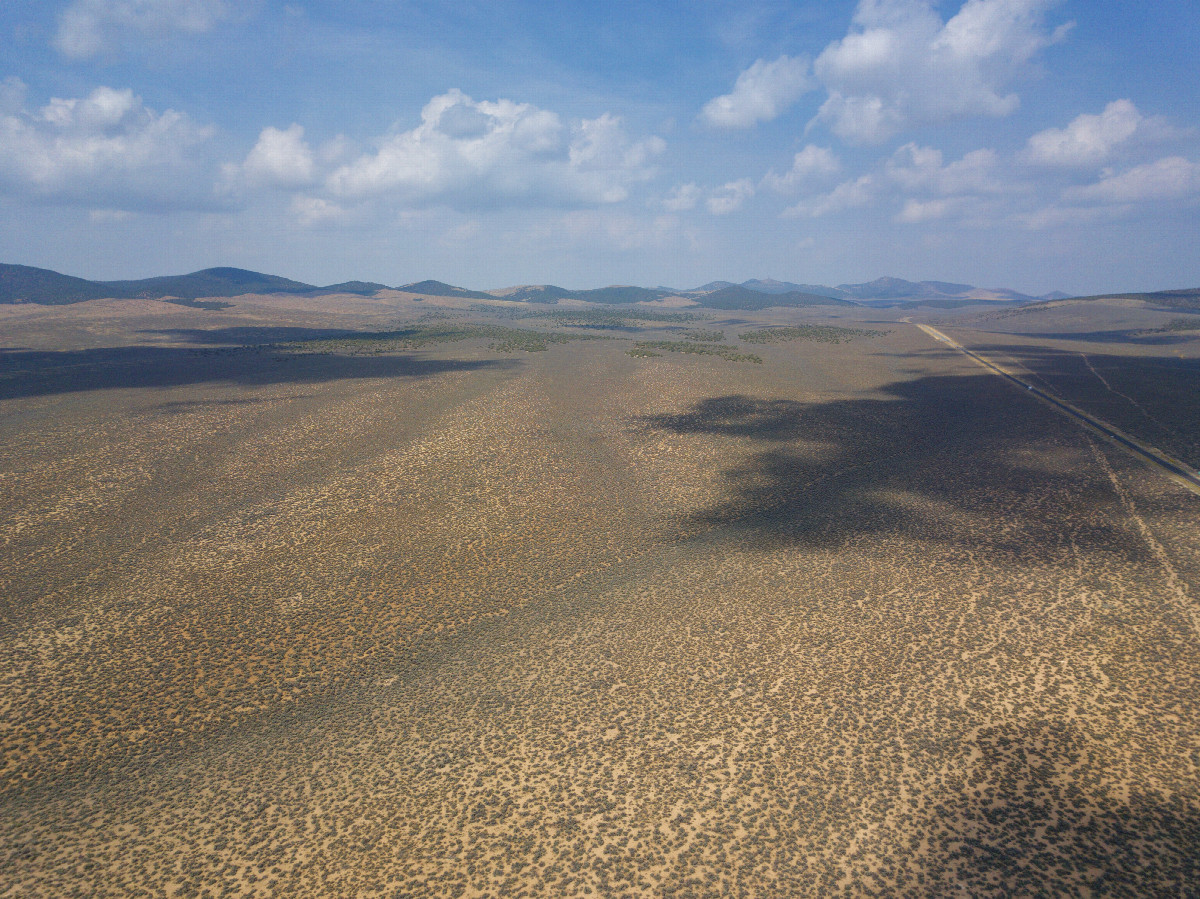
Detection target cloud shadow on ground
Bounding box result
[917,719,1200,894]
[639,371,1160,565]
[0,327,518,401]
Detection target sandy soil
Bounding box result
[1,298,1198,896]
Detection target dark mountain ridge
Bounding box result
[105,267,315,300]
[396,280,494,300]
[0,264,324,305]
[5,262,1176,310]
[695,285,858,311]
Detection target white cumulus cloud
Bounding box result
[0,84,219,211]
[661,182,701,211]
[326,90,664,209]
[242,124,315,187]
[784,174,877,218]
[1022,100,1173,167]
[762,145,841,194]
[1064,157,1200,204]
[55,0,232,59]
[290,195,347,226]
[777,140,1008,221]
[706,179,755,214]
[895,197,960,223]
[885,143,1002,195]
[700,55,813,129]
[813,0,1070,143]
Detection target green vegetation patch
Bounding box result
[738,324,888,344]
[522,308,708,329]
[165,297,234,311]
[626,347,663,358]
[287,324,603,354]
[632,340,762,363]
[682,328,725,341]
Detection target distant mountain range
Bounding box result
[681,277,1069,306]
[4,262,1187,312]
[0,264,389,307]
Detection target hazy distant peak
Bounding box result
[490,284,575,303]
[398,280,493,299]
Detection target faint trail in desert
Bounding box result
[915,323,1200,496]
[1078,351,1176,435]
[1087,435,1199,638]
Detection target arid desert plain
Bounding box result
[2,288,1199,896]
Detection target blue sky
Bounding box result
[1,1,1198,294]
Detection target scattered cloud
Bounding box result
[813,0,1070,143]
[706,179,755,214]
[895,197,960,223]
[326,90,664,209]
[0,84,220,211]
[784,174,876,217]
[569,113,667,198]
[1064,156,1200,204]
[885,143,1002,195]
[54,0,232,59]
[1022,99,1175,167]
[700,55,813,129]
[661,182,701,211]
[762,145,841,193]
[241,124,315,187]
[289,195,347,226]
[778,130,1200,230]
[780,141,1008,221]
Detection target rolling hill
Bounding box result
[571,286,676,304]
[1003,288,1200,316]
[693,285,858,311]
[2,262,1168,312]
[1,264,329,305]
[397,280,495,300]
[489,285,578,304]
[0,264,125,305]
[739,279,850,299]
[0,264,409,306]
[103,267,317,300]
[319,281,392,295]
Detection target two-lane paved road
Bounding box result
[915,322,1200,496]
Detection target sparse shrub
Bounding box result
[631,341,762,363]
[1158,318,1200,332]
[738,325,888,344]
[282,324,606,355]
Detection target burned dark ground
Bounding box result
[2,290,1198,896]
